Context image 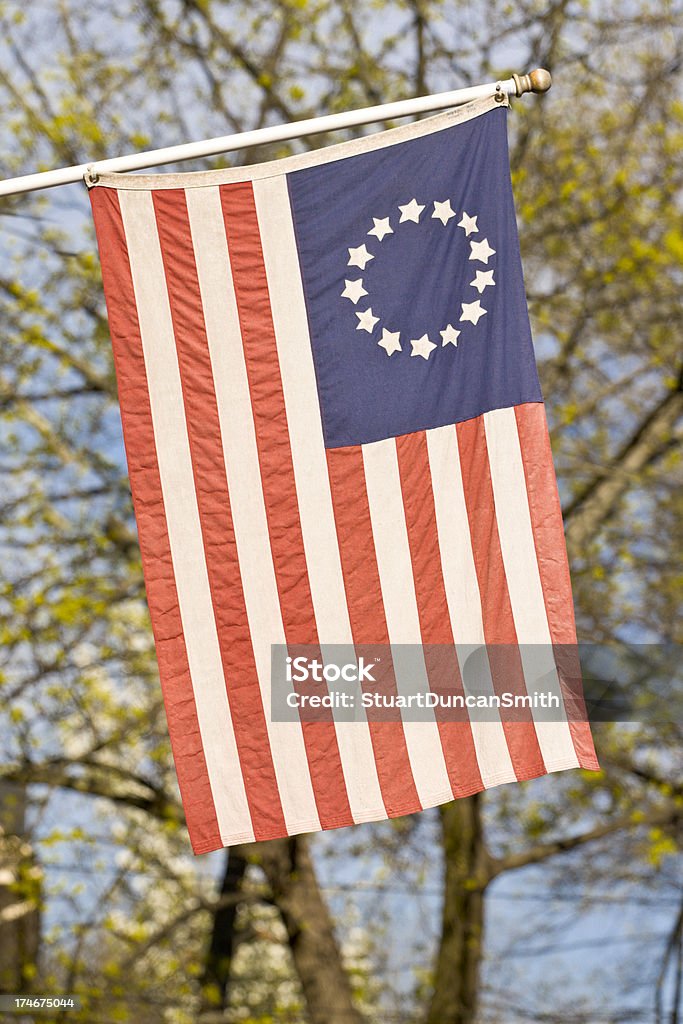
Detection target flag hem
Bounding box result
[190,755,601,853]
[90,94,508,191]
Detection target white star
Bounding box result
[410,333,436,360]
[432,199,455,225]
[368,217,393,241]
[458,211,479,236]
[341,278,368,303]
[470,270,495,294]
[348,244,374,269]
[356,307,380,333]
[398,198,425,224]
[469,238,496,264]
[378,329,401,356]
[440,324,461,347]
[460,300,487,326]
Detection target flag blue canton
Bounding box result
[287,105,542,449]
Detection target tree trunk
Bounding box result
[255,836,363,1024]
[426,795,490,1024]
[200,847,248,1015]
[0,784,41,994]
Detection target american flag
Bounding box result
[90,94,598,855]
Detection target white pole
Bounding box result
[0,70,550,198]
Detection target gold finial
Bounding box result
[529,68,552,93]
[512,69,552,97]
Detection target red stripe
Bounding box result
[455,416,546,780]
[326,445,422,816]
[395,432,483,797]
[514,404,599,770]
[219,181,353,830]
[89,187,222,854]
[151,189,288,840]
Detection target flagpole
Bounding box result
[0,70,550,199]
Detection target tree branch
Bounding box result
[0,758,182,823]
[490,805,682,878]
[564,371,683,552]
[182,0,297,123]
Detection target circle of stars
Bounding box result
[341,198,497,360]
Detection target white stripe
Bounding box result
[361,437,453,804]
[184,185,322,832]
[252,175,386,821]
[426,424,516,787]
[118,189,254,842]
[483,408,579,767]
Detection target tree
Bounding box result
[0,1,681,1022]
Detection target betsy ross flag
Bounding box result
[89,93,598,855]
